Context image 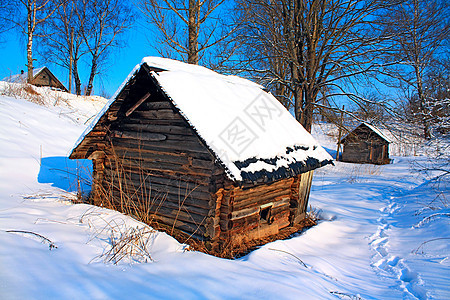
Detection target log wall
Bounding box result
[89,72,220,240]
[214,171,313,245]
[341,125,390,165]
[77,66,314,246]
[32,68,66,91]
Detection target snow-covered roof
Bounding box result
[340,122,392,144]
[72,57,333,182]
[4,67,46,83]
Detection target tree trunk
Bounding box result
[26,5,34,84]
[303,90,314,133]
[187,0,199,64]
[68,27,74,93]
[86,55,97,96]
[412,0,430,139]
[416,67,430,139]
[73,59,81,95]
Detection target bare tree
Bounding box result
[39,0,88,94]
[80,0,134,96]
[0,2,14,43]
[7,0,64,83]
[423,56,450,134]
[378,0,450,139]
[234,0,397,132]
[138,0,235,65]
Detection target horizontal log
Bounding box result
[110,149,215,170]
[109,159,213,178]
[231,206,260,221]
[110,145,214,161]
[104,161,211,183]
[233,179,293,199]
[141,101,173,110]
[111,149,190,165]
[232,190,291,211]
[125,117,188,127]
[118,123,194,136]
[151,214,208,237]
[111,137,210,155]
[103,153,213,176]
[103,169,210,195]
[132,168,210,186]
[111,130,167,141]
[106,191,210,225]
[133,109,182,120]
[229,214,261,231]
[103,172,213,202]
[270,202,290,215]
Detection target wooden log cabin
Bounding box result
[340,122,391,165]
[6,67,68,92]
[70,57,333,249]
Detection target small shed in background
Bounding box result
[70,57,333,252]
[5,67,68,92]
[339,122,391,165]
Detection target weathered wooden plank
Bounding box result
[230,206,260,220]
[111,145,214,161]
[111,137,211,155]
[124,117,188,127]
[104,160,212,182]
[133,109,182,120]
[140,101,173,110]
[111,149,190,165]
[106,190,210,225]
[118,123,193,136]
[111,130,167,141]
[103,171,213,202]
[231,178,293,200]
[114,159,213,178]
[110,149,215,170]
[232,189,291,210]
[151,214,208,236]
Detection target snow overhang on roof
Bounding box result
[71,57,333,182]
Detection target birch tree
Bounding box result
[139,0,234,65]
[80,0,134,96]
[12,0,64,83]
[40,0,87,94]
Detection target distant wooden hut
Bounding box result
[6,67,68,92]
[340,122,391,165]
[70,57,332,250]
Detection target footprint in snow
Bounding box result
[398,266,428,300]
[370,201,428,299]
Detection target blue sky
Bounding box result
[0,24,159,97]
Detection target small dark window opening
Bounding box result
[260,206,274,224]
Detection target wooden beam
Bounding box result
[126,92,151,116]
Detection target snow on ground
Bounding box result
[0,88,448,299]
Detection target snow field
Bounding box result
[0,87,448,299]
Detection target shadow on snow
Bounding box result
[38,156,92,193]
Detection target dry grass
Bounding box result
[97,225,155,264]
[345,164,382,183]
[77,144,319,259]
[0,82,45,105]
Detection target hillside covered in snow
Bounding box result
[0,84,448,299]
